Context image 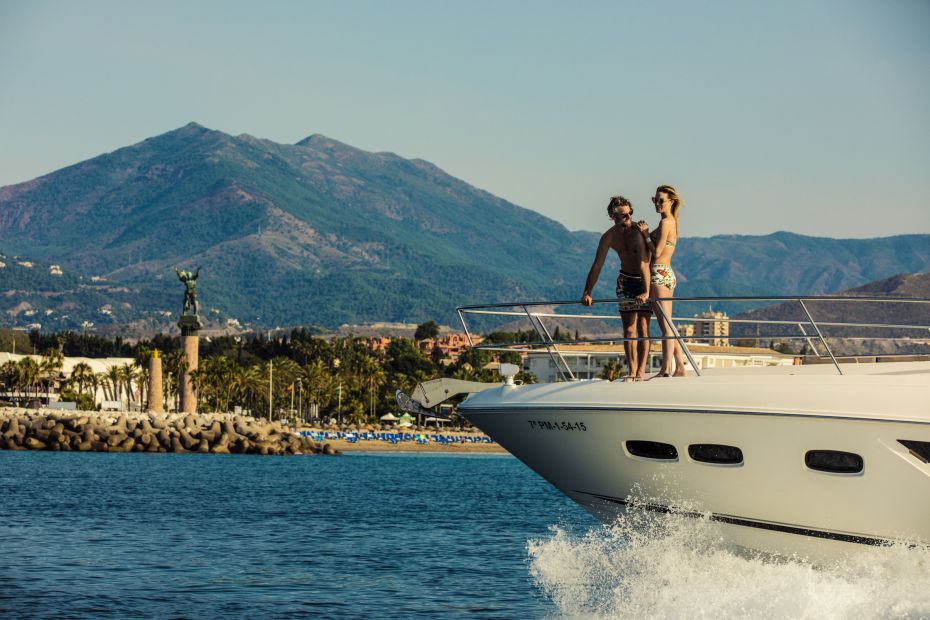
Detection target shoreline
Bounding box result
[0,408,507,456]
[324,438,507,454]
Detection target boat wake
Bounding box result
[527,506,930,619]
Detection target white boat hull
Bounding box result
[458,369,930,562]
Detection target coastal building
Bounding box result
[366,336,393,354]
[684,310,731,346]
[0,352,138,406]
[523,343,793,382]
[418,333,483,363]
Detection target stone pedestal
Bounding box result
[178,314,203,414]
[148,352,164,413]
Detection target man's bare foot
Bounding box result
[648,372,670,380]
[672,369,686,377]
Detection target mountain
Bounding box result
[0,123,590,329]
[732,271,930,355]
[1,122,929,332]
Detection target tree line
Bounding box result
[1,325,538,423]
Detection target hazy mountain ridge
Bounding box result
[732,272,930,355]
[1,122,928,330]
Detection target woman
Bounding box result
[638,185,686,377]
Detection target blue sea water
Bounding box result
[3,451,930,619]
[0,452,587,619]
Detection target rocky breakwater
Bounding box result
[0,409,335,456]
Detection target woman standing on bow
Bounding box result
[638,185,686,377]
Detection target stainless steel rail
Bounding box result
[455,296,930,379]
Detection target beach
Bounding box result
[0,407,507,456]
[323,436,506,454]
[297,427,507,454]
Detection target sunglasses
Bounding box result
[611,211,633,219]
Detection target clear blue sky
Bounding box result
[2,0,929,238]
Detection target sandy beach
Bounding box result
[325,437,507,454]
[299,428,508,454]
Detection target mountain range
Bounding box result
[1,122,928,333]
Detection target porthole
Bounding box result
[626,440,678,461]
[805,450,863,474]
[898,440,930,464]
[689,444,743,465]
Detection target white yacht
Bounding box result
[402,296,930,562]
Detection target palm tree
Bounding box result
[163,349,187,412]
[599,359,623,381]
[119,363,141,410]
[39,349,64,403]
[17,357,40,399]
[0,360,19,400]
[104,365,123,404]
[70,362,94,395]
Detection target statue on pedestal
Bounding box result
[174,267,203,413]
[175,267,203,335]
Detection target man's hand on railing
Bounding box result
[581,293,594,306]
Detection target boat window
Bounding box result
[626,440,678,461]
[898,440,930,464]
[688,444,743,465]
[804,450,863,474]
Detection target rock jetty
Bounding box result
[0,409,332,456]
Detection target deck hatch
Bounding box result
[898,440,930,464]
[688,444,743,465]
[804,450,863,474]
[626,440,678,461]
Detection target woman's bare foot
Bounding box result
[648,372,670,380]
[672,369,686,377]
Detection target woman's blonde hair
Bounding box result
[656,184,684,221]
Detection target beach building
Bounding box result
[0,352,137,406]
[523,343,793,382]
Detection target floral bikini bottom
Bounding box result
[651,263,677,289]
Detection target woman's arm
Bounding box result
[637,221,655,257]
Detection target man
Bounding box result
[581,196,652,380]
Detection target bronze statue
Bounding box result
[175,267,201,317]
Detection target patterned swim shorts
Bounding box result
[616,271,651,314]
[651,263,677,289]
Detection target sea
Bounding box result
[1,451,929,619]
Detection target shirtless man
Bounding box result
[581,196,652,380]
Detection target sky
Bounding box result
[1,0,929,238]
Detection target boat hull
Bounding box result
[459,381,930,562]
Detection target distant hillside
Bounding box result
[0,252,181,334]
[1,122,929,331]
[732,271,930,355]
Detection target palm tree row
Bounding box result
[4,330,536,421]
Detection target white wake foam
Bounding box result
[527,507,930,619]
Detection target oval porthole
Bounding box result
[805,450,863,474]
[689,444,743,465]
[898,440,930,464]
[626,440,678,461]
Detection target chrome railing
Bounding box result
[456,296,930,379]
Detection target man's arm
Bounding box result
[582,232,612,305]
[193,266,201,280]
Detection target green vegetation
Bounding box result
[2,327,537,422]
[2,124,929,332]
